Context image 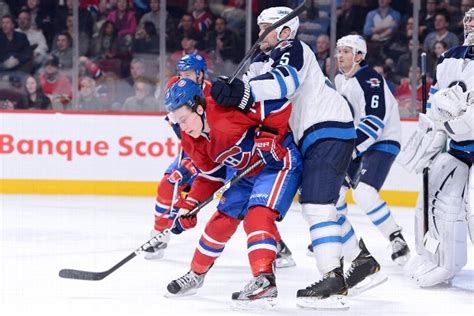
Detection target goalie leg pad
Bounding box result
[466,167,474,244]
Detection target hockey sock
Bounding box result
[244,206,279,276]
[340,215,361,262]
[191,211,240,274]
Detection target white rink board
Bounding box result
[0,112,420,191]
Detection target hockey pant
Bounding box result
[414,153,469,280]
[191,206,279,276]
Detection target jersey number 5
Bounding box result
[370,95,379,108]
[279,52,290,66]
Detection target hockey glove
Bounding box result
[254,128,287,164]
[171,197,199,234]
[168,158,198,185]
[210,76,254,113]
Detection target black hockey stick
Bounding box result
[58,159,263,281]
[228,0,311,84]
[420,52,429,235]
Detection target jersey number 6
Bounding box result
[370,95,379,108]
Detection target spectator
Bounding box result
[73,76,104,111]
[316,34,330,76]
[429,40,448,78]
[423,11,459,54]
[54,0,94,38]
[190,0,213,35]
[0,15,32,73]
[78,56,103,81]
[172,13,201,51]
[0,0,10,18]
[420,0,438,38]
[363,0,401,42]
[394,66,431,117]
[107,0,137,54]
[63,14,90,56]
[0,75,23,109]
[15,10,48,68]
[51,31,73,70]
[90,20,118,60]
[38,56,72,109]
[297,3,330,53]
[138,0,176,38]
[16,75,51,110]
[133,21,159,54]
[205,16,241,66]
[394,38,419,82]
[383,17,414,66]
[169,33,212,73]
[220,0,246,37]
[122,77,156,112]
[336,0,365,39]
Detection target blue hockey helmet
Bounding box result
[176,54,207,76]
[165,78,204,112]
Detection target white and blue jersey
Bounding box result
[427,45,474,162]
[335,64,401,157]
[243,39,356,156]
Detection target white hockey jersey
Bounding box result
[335,65,401,156]
[243,39,355,155]
[427,46,474,162]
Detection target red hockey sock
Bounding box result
[244,206,279,276]
[191,211,240,274]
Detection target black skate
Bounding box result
[231,273,277,310]
[306,243,314,256]
[390,231,410,265]
[296,264,349,310]
[275,240,296,268]
[345,239,387,296]
[165,270,205,297]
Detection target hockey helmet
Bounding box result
[336,35,367,59]
[257,7,299,41]
[463,7,474,46]
[176,53,207,76]
[165,78,204,113]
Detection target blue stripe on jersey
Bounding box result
[309,216,346,231]
[449,141,474,152]
[365,115,385,129]
[271,69,287,98]
[262,98,289,117]
[301,127,356,156]
[359,124,378,139]
[247,238,277,248]
[369,141,401,155]
[199,240,223,253]
[285,65,300,89]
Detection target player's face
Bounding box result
[172,106,203,138]
[258,23,279,52]
[336,46,355,72]
[179,70,198,83]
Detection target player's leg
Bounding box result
[352,150,410,265]
[409,153,469,287]
[296,139,353,310]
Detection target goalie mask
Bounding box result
[464,7,474,46]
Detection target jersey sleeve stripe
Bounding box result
[270,69,287,98]
[358,124,378,139]
[284,65,300,89]
[365,115,385,128]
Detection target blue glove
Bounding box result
[168,159,198,185]
[210,76,254,112]
[170,198,199,234]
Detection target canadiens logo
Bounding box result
[178,79,186,87]
[366,78,381,88]
[277,40,292,50]
[215,146,251,169]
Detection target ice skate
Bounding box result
[275,240,296,268]
[296,264,349,310]
[345,239,387,296]
[306,243,314,256]
[390,231,410,265]
[231,273,277,310]
[144,230,170,260]
[165,270,205,297]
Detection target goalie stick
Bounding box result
[227,0,310,84]
[420,52,429,235]
[58,159,263,281]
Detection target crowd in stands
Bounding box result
[0,0,471,117]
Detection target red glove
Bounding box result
[168,159,198,185]
[171,197,199,234]
[254,130,287,163]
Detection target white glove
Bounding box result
[429,85,467,122]
[3,56,19,69]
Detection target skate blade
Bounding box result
[144,250,165,260]
[296,295,349,310]
[231,297,277,311]
[275,256,296,268]
[163,288,198,298]
[348,272,388,296]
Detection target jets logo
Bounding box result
[366,78,381,88]
[277,40,292,50]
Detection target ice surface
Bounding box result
[1,194,473,316]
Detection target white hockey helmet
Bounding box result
[463,7,474,46]
[257,7,299,41]
[336,35,367,59]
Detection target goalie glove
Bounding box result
[429,85,468,122]
[210,76,254,113]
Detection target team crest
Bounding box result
[277,40,292,50]
[178,79,187,87]
[366,78,381,88]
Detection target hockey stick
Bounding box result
[58,159,263,281]
[420,52,429,235]
[227,0,311,83]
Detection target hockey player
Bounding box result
[163,78,302,308]
[333,35,410,266]
[210,6,374,309]
[146,54,297,267]
[399,7,474,287]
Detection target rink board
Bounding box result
[0,111,421,206]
